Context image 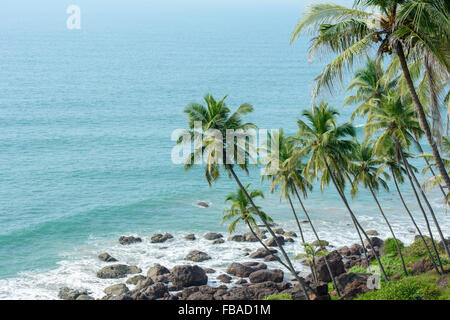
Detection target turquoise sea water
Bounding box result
[0,1,447,299]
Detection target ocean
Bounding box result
[0,0,447,299]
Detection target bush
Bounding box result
[372,255,405,278]
[356,274,444,300]
[263,293,292,300]
[406,236,440,258]
[383,238,404,256]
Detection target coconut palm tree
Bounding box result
[365,93,447,271]
[345,56,449,201]
[293,102,389,281]
[350,139,408,276]
[222,185,286,267]
[343,57,397,121]
[290,0,450,190]
[262,130,341,295]
[181,94,310,298]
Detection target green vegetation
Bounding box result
[263,293,292,301]
[347,266,367,274]
[383,238,404,256]
[356,274,449,300]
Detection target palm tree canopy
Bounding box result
[222,184,272,233]
[291,0,450,100]
[294,103,356,191]
[261,130,312,200]
[182,94,257,185]
[350,139,390,197]
[365,91,423,154]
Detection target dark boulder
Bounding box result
[314,250,345,283]
[249,248,277,259]
[170,265,208,288]
[119,236,142,245]
[364,237,384,249]
[151,233,173,243]
[184,250,211,262]
[58,287,90,300]
[98,252,118,262]
[217,274,232,283]
[185,234,196,241]
[335,273,371,300]
[97,264,142,279]
[104,284,129,296]
[249,269,284,283]
[147,264,170,280]
[204,232,223,240]
[228,235,245,242]
[265,236,285,247]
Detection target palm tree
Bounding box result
[181,94,310,298]
[262,130,341,295]
[346,56,449,201]
[343,57,396,121]
[365,93,447,271]
[222,185,286,267]
[294,102,389,281]
[290,0,450,190]
[350,139,408,276]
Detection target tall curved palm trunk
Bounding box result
[408,162,450,260]
[367,184,408,276]
[292,184,341,297]
[227,165,311,300]
[323,159,388,281]
[391,169,440,274]
[395,42,450,191]
[396,144,446,274]
[286,193,318,284]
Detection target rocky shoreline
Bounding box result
[58,229,447,301]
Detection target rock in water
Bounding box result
[184,250,211,262]
[97,264,142,279]
[249,248,278,259]
[197,202,209,208]
[366,230,379,236]
[265,236,285,247]
[58,287,90,300]
[217,274,232,283]
[147,264,170,279]
[98,252,118,262]
[104,284,129,296]
[119,236,142,245]
[170,265,208,288]
[228,235,244,242]
[185,234,196,240]
[204,232,223,240]
[150,233,173,243]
